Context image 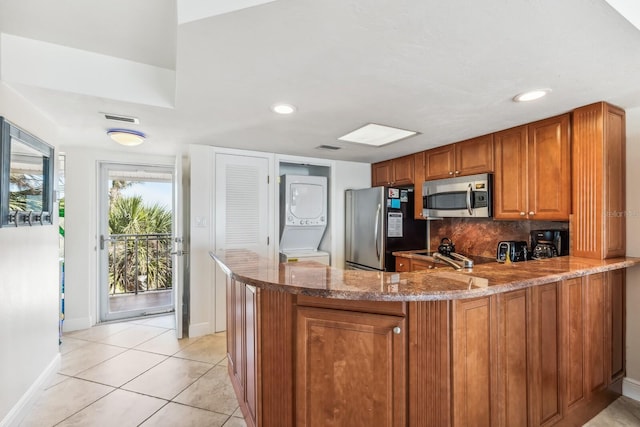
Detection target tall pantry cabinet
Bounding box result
[571,102,626,259]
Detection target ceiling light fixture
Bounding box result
[107,129,146,146]
[513,89,551,102]
[338,123,419,147]
[271,103,296,114]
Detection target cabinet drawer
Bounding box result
[296,294,406,317]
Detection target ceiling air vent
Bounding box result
[102,113,140,124]
[316,145,341,151]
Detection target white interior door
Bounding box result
[172,155,184,339]
[214,153,270,332]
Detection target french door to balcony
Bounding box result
[98,162,177,323]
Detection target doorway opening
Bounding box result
[99,163,175,322]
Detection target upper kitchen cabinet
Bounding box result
[371,154,414,187]
[571,102,625,259]
[424,134,494,180]
[493,114,571,220]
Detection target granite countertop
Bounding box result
[209,249,640,301]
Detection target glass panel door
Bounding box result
[98,162,174,322]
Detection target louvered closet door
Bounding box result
[214,153,270,331]
[215,154,270,254]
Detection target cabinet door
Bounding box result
[527,114,571,220]
[562,277,587,412]
[425,145,456,180]
[245,285,257,425]
[493,125,528,219]
[372,160,392,186]
[226,278,237,377]
[529,282,562,426]
[452,296,496,427]
[455,134,494,176]
[296,307,406,427]
[392,155,414,185]
[585,273,607,395]
[497,290,529,427]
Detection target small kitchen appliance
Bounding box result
[496,241,529,262]
[530,229,569,259]
[437,237,456,256]
[422,173,492,218]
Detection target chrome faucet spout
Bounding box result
[432,252,464,270]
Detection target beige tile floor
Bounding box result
[19,315,246,427]
[19,314,640,426]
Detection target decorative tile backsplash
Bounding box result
[429,218,569,258]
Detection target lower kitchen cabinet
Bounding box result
[296,306,406,426]
[452,296,496,427]
[529,282,563,426]
[226,270,625,427]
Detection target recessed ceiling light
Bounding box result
[107,129,146,146]
[338,123,419,147]
[271,103,296,114]
[513,89,551,102]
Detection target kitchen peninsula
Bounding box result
[211,250,640,427]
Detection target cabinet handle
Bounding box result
[529,211,535,216]
[520,212,526,216]
[399,263,404,267]
[448,171,454,175]
[393,326,401,334]
[455,170,460,175]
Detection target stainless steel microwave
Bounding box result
[422,173,492,218]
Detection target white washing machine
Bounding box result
[279,174,330,264]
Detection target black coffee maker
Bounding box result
[530,229,569,259]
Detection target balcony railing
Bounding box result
[107,233,172,296]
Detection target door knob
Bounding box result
[393,327,401,334]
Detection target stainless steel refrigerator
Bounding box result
[345,187,427,271]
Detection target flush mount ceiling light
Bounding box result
[338,123,419,147]
[513,89,551,102]
[107,129,146,146]
[271,103,297,114]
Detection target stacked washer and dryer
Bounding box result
[279,174,330,265]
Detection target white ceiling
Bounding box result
[1,0,640,163]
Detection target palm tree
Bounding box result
[108,195,172,294]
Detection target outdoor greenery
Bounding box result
[9,173,44,211]
[108,183,172,295]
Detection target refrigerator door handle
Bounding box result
[374,203,381,260]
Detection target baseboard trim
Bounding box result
[0,353,61,427]
[62,316,92,332]
[623,377,640,401]
[188,322,211,338]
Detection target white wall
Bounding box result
[625,106,640,397]
[62,147,175,331]
[0,83,61,425]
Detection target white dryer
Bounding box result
[279,175,328,262]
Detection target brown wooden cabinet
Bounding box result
[225,267,627,427]
[424,134,494,180]
[395,257,411,272]
[295,306,406,426]
[493,114,571,220]
[227,279,258,427]
[371,154,414,186]
[452,296,496,427]
[529,281,563,426]
[571,102,626,259]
